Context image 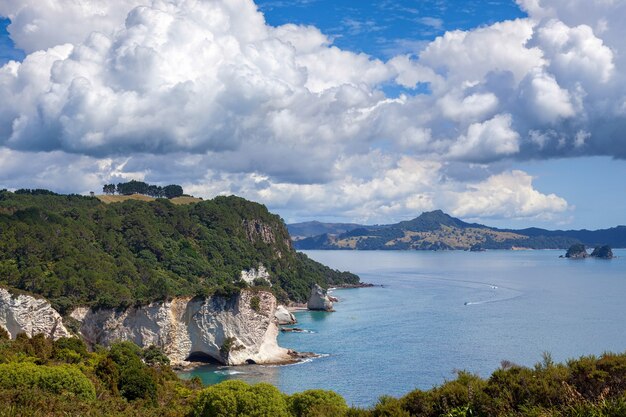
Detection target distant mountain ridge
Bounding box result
[288,221,382,241]
[289,210,626,251]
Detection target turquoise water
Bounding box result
[180,249,626,406]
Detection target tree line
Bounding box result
[103,180,184,199]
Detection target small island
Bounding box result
[591,245,614,259]
[565,243,588,259]
[564,244,614,259]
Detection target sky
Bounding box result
[0,0,625,230]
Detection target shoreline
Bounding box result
[173,350,318,371]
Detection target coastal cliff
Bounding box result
[0,191,360,365]
[0,288,71,339]
[72,290,290,366]
[0,287,293,366]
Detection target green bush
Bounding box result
[289,389,349,417]
[372,396,411,417]
[192,380,290,417]
[118,364,157,402]
[143,345,171,366]
[250,295,261,313]
[0,362,95,400]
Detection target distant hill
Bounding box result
[290,210,626,250]
[287,221,381,240]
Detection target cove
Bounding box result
[179,249,626,407]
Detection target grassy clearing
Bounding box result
[97,195,203,205]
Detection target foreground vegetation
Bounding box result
[2,331,626,417]
[0,191,358,312]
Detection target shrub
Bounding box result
[192,380,290,417]
[0,362,95,400]
[289,389,349,417]
[118,364,157,402]
[250,295,261,313]
[220,337,237,358]
[371,396,411,417]
[53,337,89,362]
[143,345,171,366]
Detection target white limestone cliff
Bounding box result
[307,284,334,311]
[240,265,272,286]
[0,287,295,366]
[74,290,292,366]
[0,288,71,339]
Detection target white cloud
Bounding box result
[449,170,570,220]
[3,0,626,223]
[448,114,520,162]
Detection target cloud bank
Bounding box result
[0,0,623,223]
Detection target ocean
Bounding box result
[179,249,626,407]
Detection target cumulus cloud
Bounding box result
[448,170,570,221]
[1,0,625,222]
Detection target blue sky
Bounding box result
[256,0,526,58]
[0,0,625,230]
[0,18,23,64]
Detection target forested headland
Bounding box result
[0,190,358,313]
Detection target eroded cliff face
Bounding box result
[0,288,71,339]
[73,290,291,366]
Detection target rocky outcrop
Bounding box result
[275,305,296,325]
[243,219,277,244]
[73,290,291,366]
[565,244,588,259]
[591,245,614,259]
[307,284,334,311]
[0,288,71,339]
[240,265,271,286]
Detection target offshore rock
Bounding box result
[307,284,334,311]
[275,305,297,325]
[74,290,291,366]
[565,244,588,259]
[0,288,71,339]
[591,245,614,259]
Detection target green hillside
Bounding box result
[0,191,358,313]
[293,210,626,251]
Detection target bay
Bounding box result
[179,249,626,407]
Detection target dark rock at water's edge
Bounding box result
[565,244,589,259]
[469,243,486,252]
[591,245,614,259]
[281,327,306,333]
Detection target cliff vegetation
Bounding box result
[0,191,358,313]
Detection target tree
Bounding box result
[162,184,184,199]
[147,185,163,198]
[102,184,116,195]
[116,180,149,196]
